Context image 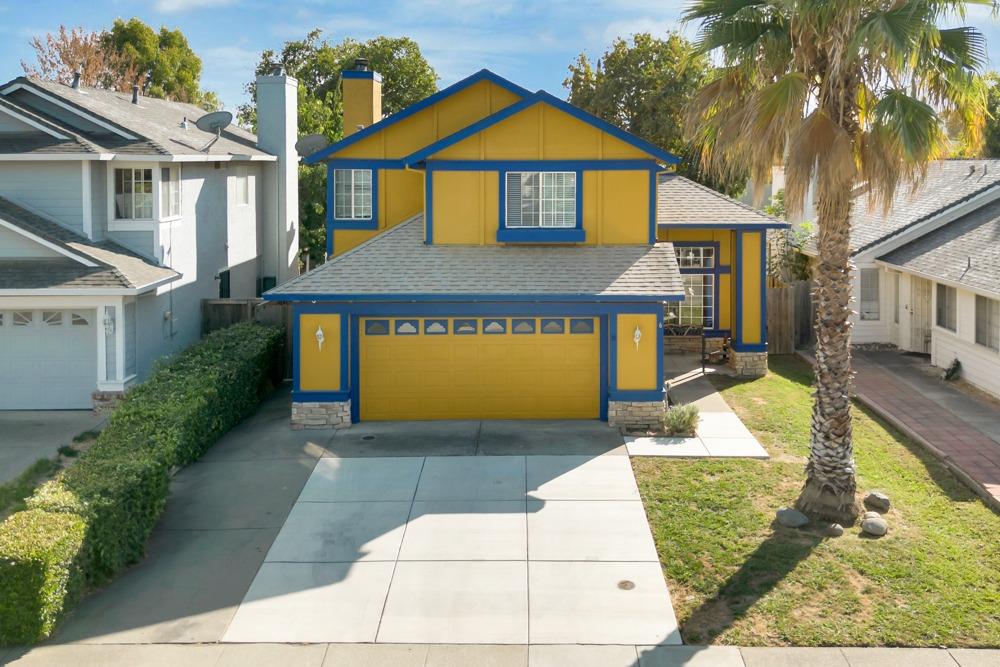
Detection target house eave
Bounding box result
[262,292,684,304]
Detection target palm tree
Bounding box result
[683,0,990,522]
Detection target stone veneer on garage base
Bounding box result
[729,351,768,377]
[92,390,125,414]
[608,400,666,431]
[291,401,352,430]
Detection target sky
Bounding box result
[1,1,999,115]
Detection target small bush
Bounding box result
[664,403,700,436]
[0,510,86,644]
[0,323,283,644]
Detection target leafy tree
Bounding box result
[684,0,988,522]
[102,18,219,110]
[565,33,746,196]
[982,72,1000,157]
[239,31,438,266]
[22,26,139,92]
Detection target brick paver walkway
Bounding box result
[801,350,1000,510]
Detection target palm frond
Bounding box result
[872,89,949,162]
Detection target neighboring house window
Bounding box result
[114,168,153,219]
[235,166,249,207]
[975,295,999,352]
[505,172,576,228]
[859,268,880,320]
[161,166,181,217]
[893,273,900,325]
[333,168,373,220]
[936,283,957,331]
[666,246,716,329]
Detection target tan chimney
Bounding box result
[342,58,382,137]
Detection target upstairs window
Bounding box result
[114,168,153,219]
[161,166,181,217]
[505,172,576,228]
[936,283,957,331]
[333,168,373,220]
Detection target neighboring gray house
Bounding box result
[0,72,299,409]
[800,159,1000,398]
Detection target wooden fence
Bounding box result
[766,279,814,354]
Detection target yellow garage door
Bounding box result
[360,316,600,420]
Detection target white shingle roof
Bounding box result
[268,216,684,300]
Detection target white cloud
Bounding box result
[154,0,237,13]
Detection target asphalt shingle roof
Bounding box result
[658,173,786,228]
[878,198,1000,298]
[0,196,178,290]
[0,77,270,158]
[268,216,684,300]
[847,159,1000,255]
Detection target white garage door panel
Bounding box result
[0,309,97,409]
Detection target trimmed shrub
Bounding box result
[664,403,700,436]
[0,323,283,644]
[0,510,86,644]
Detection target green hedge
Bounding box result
[0,323,283,645]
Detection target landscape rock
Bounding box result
[776,507,809,529]
[863,510,882,520]
[861,516,888,537]
[864,491,891,513]
[826,523,844,537]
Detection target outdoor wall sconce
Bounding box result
[633,324,642,350]
[315,325,325,351]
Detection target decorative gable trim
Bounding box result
[1,80,138,140]
[303,69,532,165]
[403,91,682,167]
[0,101,70,140]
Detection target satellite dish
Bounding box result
[295,134,330,157]
[194,110,233,152]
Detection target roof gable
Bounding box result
[404,91,681,166]
[304,70,532,164]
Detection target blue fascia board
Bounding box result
[404,91,682,166]
[278,301,669,316]
[304,70,532,165]
[608,389,666,402]
[659,222,791,230]
[496,228,586,243]
[342,70,382,83]
[425,159,660,172]
[264,293,684,304]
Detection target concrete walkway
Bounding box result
[845,350,1000,510]
[0,411,105,484]
[5,642,997,666]
[625,355,768,459]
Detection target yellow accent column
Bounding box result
[343,73,382,137]
[740,232,763,346]
[299,314,341,391]
[616,314,658,390]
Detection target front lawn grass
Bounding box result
[634,354,1000,647]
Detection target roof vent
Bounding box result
[969,164,976,176]
[71,71,81,90]
[131,84,139,105]
[354,57,370,71]
[181,116,188,130]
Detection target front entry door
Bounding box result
[910,277,932,354]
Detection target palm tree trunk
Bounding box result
[796,183,859,523]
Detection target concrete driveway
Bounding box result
[18,386,679,654]
[0,411,105,483]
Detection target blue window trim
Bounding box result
[424,319,448,335]
[453,318,478,334]
[326,163,379,248]
[540,318,565,334]
[394,319,419,335]
[731,230,769,352]
[403,91,681,166]
[482,318,506,334]
[569,318,595,334]
[364,319,390,335]
[291,305,350,402]
[497,169,585,244]
[668,241,728,335]
[305,70,533,164]
[511,318,535,334]
[293,301,667,424]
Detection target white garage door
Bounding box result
[0,309,97,409]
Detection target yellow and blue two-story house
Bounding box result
[265,64,787,429]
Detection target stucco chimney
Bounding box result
[256,69,300,285]
[342,58,382,137]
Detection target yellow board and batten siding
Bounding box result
[359,317,600,420]
[739,231,764,345]
[429,103,652,246]
[331,79,524,256]
[615,314,660,390]
[298,314,341,391]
